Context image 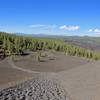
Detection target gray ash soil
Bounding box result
[0,74,69,100]
[13,51,89,72]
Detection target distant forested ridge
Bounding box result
[63,36,100,51]
[0,32,100,60]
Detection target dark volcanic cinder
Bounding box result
[0,74,69,100]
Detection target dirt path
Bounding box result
[0,59,33,90]
[58,61,100,100]
[0,73,70,100]
[13,52,89,72]
[7,57,57,76]
[7,57,40,74]
[1,58,71,100]
[1,54,100,100]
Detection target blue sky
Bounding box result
[0,0,100,36]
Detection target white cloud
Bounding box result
[59,25,80,31]
[29,24,46,28]
[88,29,93,32]
[88,28,100,34]
[29,24,57,32]
[29,24,56,29]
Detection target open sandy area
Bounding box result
[1,51,100,100]
[13,51,89,72]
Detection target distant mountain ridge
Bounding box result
[15,33,50,37]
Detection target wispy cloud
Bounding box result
[59,25,80,31]
[29,24,45,28]
[29,24,56,29]
[29,24,57,32]
[88,28,100,34]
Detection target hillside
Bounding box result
[63,36,100,51]
[1,32,100,60]
[46,35,100,51]
[25,34,100,51]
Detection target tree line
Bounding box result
[0,32,100,60]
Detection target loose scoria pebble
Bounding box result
[0,74,69,100]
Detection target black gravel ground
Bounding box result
[0,74,69,100]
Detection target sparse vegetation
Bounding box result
[0,32,100,60]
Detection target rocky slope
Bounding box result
[0,74,69,100]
